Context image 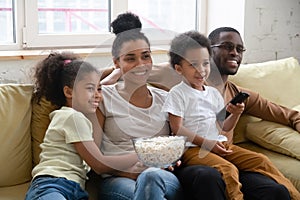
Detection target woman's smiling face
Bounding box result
[115,39,152,84]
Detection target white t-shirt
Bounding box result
[32,107,93,189]
[162,81,224,145]
[100,84,170,155]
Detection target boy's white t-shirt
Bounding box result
[32,106,93,189]
[162,81,224,146]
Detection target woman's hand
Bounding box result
[100,68,122,85]
[166,160,181,171]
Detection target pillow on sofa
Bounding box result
[0,84,33,186]
[233,114,261,144]
[31,97,57,167]
[246,120,300,160]
[229,57,300,108]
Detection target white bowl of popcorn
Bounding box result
[132,136,187,168]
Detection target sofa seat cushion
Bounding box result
[246,120,300,160]
[229,57,300,108]
[0,84,33,187]
[0,182,30,200]
[238,142,300,192]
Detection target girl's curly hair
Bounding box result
[33,51,98,107]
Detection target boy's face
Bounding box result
[175,47,210,90]
[72,71,102,114]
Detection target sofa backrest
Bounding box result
[0,84,33,187]
[229,57,300,143]
[229,57,300,109]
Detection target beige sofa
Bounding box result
[0,57,299,199]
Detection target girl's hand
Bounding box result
[113,161,147,180]
[226,102,245,116]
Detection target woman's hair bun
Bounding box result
[111,12,142,35]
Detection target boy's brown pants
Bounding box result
[182,144,300,200]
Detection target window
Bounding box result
[0,0,15,44]
[128,0,202,47]
[128,0,198,33]
[37,1,109,34]
[1,0,207,50]
[24,0,112,48]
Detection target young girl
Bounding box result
[25,52,140,200]
[97,12,183,200]
[162,31,298,200]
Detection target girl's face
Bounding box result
[175,47,210,90]
[71,71,102,114]
[114,39,152,84]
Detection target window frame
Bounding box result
[1,0,208,50]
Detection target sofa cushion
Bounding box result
[0,182,30,200]
[229,57,300,108]
[233,114,261,144]
[0,84,33,186]
[31,97,57,167]
[238,142,300,192]
[246,120,300,160]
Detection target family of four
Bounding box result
[25,12,300,200]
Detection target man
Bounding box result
[206,27,300,200]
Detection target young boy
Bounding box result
[162,31,296,200]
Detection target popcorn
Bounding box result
[133,136,186,168]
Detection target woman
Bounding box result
[96,12,183,200]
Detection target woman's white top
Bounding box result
[100,84,170,155]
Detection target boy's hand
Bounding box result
[213,141,233,156]
[227,102,245,116]
[203,139,232,156]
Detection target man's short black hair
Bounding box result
[208,27,240,45]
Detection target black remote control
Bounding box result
[217,92,250,121]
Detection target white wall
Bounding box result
[243,0,300,63]
[206,0,245,39]
[0,53,169,84]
